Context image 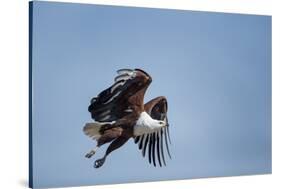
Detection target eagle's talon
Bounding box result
[94,158,105,168]
[85,150,95,158]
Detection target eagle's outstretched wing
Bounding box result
[88,69,152,122]
[134,96,171,167]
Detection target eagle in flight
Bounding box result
[83,68,171,168]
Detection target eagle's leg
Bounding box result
[85,128,122,159]
[85,146,99,158]
[94,136,129,168]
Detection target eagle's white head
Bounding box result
[134,112,168,136]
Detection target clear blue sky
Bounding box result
[31,1,271,188]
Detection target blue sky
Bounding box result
[31,1,271,188]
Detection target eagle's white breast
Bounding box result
[134,112,162,136]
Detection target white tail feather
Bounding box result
[83,121,116,140]
[83,122,103,140]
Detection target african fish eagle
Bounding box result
[83,68,171,168]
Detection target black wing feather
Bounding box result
[160,128,166,166]
[156,131,162,167]
[148,134,153,164]
[134,136,140,144]
[164,126,172,159]
[152,133,156,167]
[139,135,144,150]
[142,134,149,157]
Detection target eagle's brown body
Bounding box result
[83,69,170,168]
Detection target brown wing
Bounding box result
[134,96,171,167]
[88,69,152,122]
